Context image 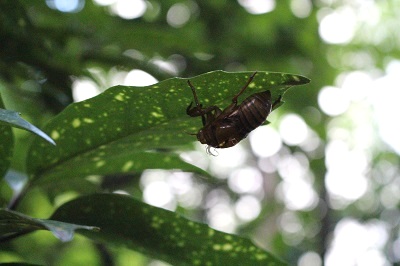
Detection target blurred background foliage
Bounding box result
[1,0,400,265]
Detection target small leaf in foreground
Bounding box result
[51,193,287,266]
[0,108,55,146]
[0,209,99,242]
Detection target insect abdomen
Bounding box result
[237,91,272,132]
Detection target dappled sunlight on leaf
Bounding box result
[27,71,309,186]
[51,193,287,265]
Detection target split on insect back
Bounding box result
[185,71,309,155]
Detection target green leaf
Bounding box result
[0,97,13,179]
[0,209,99,242]
[0,108,55,146]
[51,193,287,266]
[27,71,309,185]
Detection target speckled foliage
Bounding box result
[51,193,287,266]
[15,70,309,265]
[27,71,309,185]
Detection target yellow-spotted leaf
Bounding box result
[51,193,287,266]
[27,71,309,185]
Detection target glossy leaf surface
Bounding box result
[27,71,309,185]
[51,193,287,266]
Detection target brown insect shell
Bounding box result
[197,90,273,149]
[196,102,245,148]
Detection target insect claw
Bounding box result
[206,146,218,156]
[186,101,193,114]
[231,71,258,104]
[272,94,283,110]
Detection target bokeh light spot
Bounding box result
[72,78,100,102]
[235,195,261,221]
[93,0,115,5]
[250,126,282,157]
[207,202,236,233]
[318,7,356,44]
[110,0,147,20]
[325,219,389,266]
[277,179,317,211]
[298,251,322,266]
[290,0,312,18]
[167,3,191,28]
[370,60,400,155]
[228,167,263,194]
[124,69,158,86]
[325,140,368,201]
[143,181,175,209]
[279,114,309,146]
[318,86,350,116]
[46,0,84,12]
[238,0,276,14]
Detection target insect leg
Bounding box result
[187,104,221,125]
[187,80,201,108]
[187,80,206,125]
[231,71,258,105]
[272,94,282,110]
